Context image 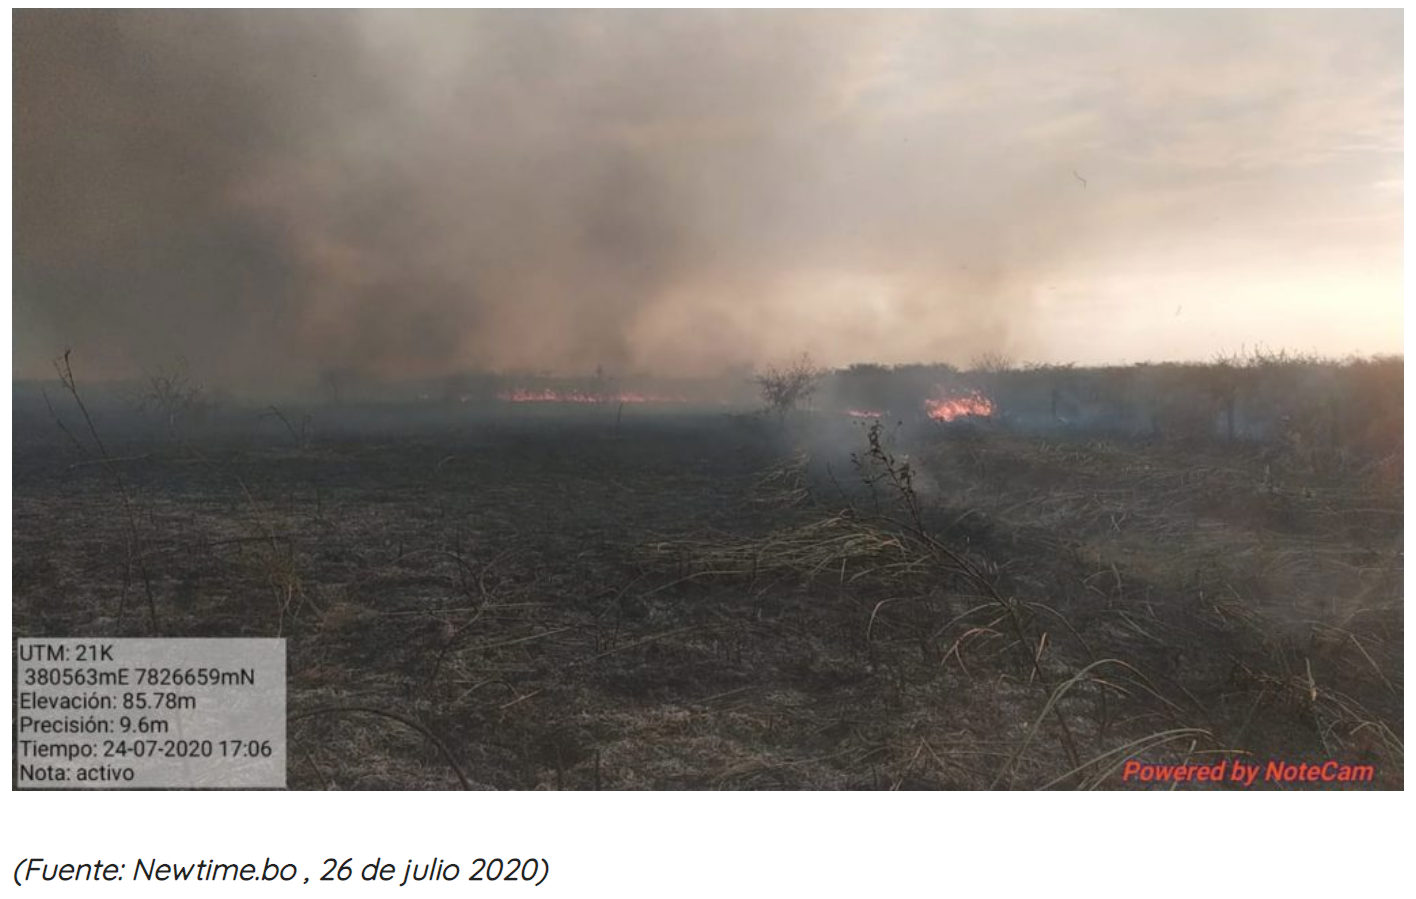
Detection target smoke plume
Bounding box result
[14,10,1402,392]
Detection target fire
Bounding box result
[924,389,994,422]
[497,388,687,404]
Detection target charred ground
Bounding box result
[12,361,1404,789]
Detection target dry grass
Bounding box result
[13,358,1403,789]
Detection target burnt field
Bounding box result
[12,380,1404,789]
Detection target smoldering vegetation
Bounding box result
[823,350,1403,450]
[12,353,1402,789]
[12,9,1403,791]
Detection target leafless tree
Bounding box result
[131,358,209,437]
[969,350,1015,373]
[754,353,826,421]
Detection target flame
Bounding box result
[924,389,994,422]
[497,388,687,404]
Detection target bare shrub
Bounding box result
[754,353,825,420]
[969,350,1015,373]
[130,358,210,436]
[47,349,161,628]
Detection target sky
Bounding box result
[12,10,1404,391]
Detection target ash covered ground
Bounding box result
[13,363,1402,790]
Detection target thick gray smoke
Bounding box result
[14,10,1402,393]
